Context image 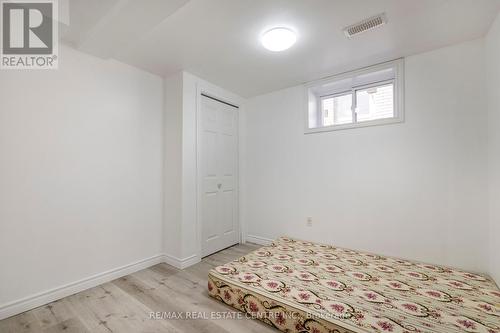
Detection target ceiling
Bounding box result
[61,0,500,98]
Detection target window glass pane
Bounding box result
[355,83,394,122]
[321,94,352,126]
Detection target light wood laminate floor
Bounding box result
[0,243,277,333]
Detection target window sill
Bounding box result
[304,116,404,134]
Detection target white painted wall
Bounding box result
[163,73,183,259]
[486,13,500,285]
[0,45,164,314]
[243,39,489,273]
[181,73,200,260]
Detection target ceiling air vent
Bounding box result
[343,13,387,38]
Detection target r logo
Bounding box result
[2,2,53,54]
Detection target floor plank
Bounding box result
[0,243,272,333]
[32,299,76,330]
[42,318,90,333]
[0,312,43,333]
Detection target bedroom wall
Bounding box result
[163,72,183,260]
[0,44,164,317]
[243,38,489,273]
[486,13,500,285]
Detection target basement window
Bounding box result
[305,59,404,133]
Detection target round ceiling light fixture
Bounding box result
[261,27,297,52]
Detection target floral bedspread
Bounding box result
[209,236,500,333]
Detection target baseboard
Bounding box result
[246,234,274,246]
[0,254,164,321]
[163,253,200,269]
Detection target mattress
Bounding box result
[208,236,500,333]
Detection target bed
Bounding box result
[208,236,500,333]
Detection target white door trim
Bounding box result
[196,84,242,258]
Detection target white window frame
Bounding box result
[304,59,404,134]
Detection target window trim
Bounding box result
[304,59,404,134]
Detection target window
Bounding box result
[305,59,404,133]
[355,83,394,122]
[321,93,352,126]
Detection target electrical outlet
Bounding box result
[306,217,313,227]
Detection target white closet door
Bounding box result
[200,95,238,257]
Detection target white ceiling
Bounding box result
[62,0,500,98]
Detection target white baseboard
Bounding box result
[163,253,200,269]
[246,234,274,246]
[0,252,202,320]
[0,254,164,321]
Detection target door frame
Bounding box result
[195,83,243,258]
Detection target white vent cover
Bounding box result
[343,13,387,38]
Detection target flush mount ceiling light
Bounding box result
[261,27,297,52]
